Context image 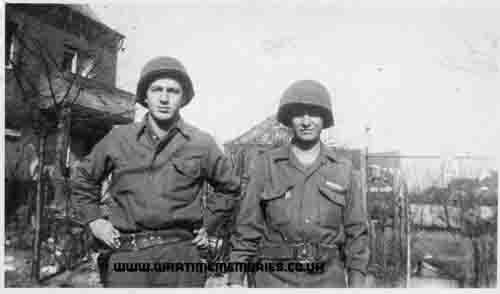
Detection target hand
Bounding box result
[348,270,367,288]
[89,218,120,249]
[192,227,209,248]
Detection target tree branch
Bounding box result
[30,37,60,109]
[9,33,44,102]
[61,73,78,107]
[69,84,83,106]
[8,57,38,102]
[66,51,102,107]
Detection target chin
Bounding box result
[150,112,174,122]
[297,135,320,143]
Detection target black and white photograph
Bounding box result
[2,0,498,288]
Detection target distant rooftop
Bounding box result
[68,4,102,24]
[7,3,124,39]
[225,115,291,148]
[67,4,124,38]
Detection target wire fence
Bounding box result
[366,156,407,287]
[400,157,497,288]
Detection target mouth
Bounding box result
[157,108,171,113]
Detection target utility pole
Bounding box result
[364,124,371,211]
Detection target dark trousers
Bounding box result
[102,241,207,287]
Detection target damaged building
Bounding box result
[4,4,135,219]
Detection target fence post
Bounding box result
[360,150,368,215]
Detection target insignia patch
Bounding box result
[325,181,345,192]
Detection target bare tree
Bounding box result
[6,9,127,281]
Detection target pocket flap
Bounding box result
[319,185,346,206]
[261,184,293,201]
[324,181,347,193]
[172,158,201,178]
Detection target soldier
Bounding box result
[228,80,369,287]
[72,56,240,287]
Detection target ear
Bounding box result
[319,116,326,129]
[181,93,188,107]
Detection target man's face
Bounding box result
[145,77,184,122]
[290,106,324,143]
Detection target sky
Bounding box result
[90,0,500,156]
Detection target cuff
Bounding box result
[346,250,369,275]
[347,263,368,276]
[79,207,105,226]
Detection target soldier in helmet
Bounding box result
[72,56,240,287]
[228,80,369,287]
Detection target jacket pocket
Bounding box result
[172,158,201,179]
[167,158,202,197]
[319,185,346,207]
[261,185,293,227]
[318,182,346,228]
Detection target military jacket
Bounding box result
[229,143,369,286]
[71,115,240,232]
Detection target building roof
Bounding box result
[225,115,292,148]
[68,4,102,24]
[67,4,124,39]
[7,3,124,39]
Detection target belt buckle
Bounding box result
[117,234,137,251]
[129,234,138,251]
[146,232,164,248]
[297,243,315,264]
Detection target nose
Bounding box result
[159,90,170,103]
[301,114,312,125]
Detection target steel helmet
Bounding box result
[136,56,195,107]
[277,80,334,128]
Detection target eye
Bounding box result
[166,87,182,94]
[149,86,162,92]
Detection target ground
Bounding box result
[410,230,497,287]
[4,249,34,287]
[4,247,229,287]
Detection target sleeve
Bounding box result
[344,166,370,279]
[202,136,242,234]
[228,155,266,286]
[203,186,238,235]
[204,135,241,197]
[71,131,115,225]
